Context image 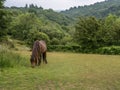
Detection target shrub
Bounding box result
[96,46,120,55]
[48,45,120,55]
[48,45,82,52]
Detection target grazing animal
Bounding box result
[30,40,47,68]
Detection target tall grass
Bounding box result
[0,46,28,68]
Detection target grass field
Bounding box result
[0,50,120,90]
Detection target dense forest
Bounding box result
[61,0,120,19]
[1,3,74,46]
[0,0,120,54]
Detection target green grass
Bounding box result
[0,48,28,68]
[0,51,120,90]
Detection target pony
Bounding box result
[30,40,47,68]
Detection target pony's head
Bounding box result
[30,55,35,68]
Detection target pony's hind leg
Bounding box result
[35,60,37,66]
[43,52,47,64]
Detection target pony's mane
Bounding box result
[31,40,41,58]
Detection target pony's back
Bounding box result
[39,40,47,53]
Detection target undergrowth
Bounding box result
[0,46,28,69]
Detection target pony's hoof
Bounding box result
[31,66,35,68]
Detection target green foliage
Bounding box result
[26,30,50,47]
[43,9,71,25]
[40,21,65,40]
[61,35,72,45]
[10,13,42,40]
[50,38,60,45]
[96,46,120,55]
[48,45,120,55]
[0,9,11,37]
[0,0,5,8]
[1,2,120,55]
[61,0,120,18]
[98,14,120,46]
[113,18,120,45]
[0,0,11,37]
[8,8,70,47]
[74,15,120,54]
[75,17,100,49]
[48,45,81,52]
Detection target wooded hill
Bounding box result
[61,0,120,18]
[0,0,120,54]
[3,5,74,46]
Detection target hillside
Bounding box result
[3,5,74,46]
[1,1,120,54]
[6,6,72,26]
[61,0,120,18]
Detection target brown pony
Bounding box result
[30,40,47,67]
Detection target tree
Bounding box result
[74,17,100,50]
[10,13,42,40]
[50,38,60,45]
[0,0,11,37]
[0,10,8,36]
[0,0,5,8]
[26,29,50,48]
[100,14,118,46]
[25,4,28,8]
[113,18,120,45]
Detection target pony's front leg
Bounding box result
[35,58,37,66]
[38,55,42,66]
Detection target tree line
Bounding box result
[74,15,120,53]
[61,0,120,18]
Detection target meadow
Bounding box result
[0,48,120,90]
[1,0,120,89]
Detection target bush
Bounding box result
[48,45,82,52]
[48,45,120,55]
[96,46,120,55]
